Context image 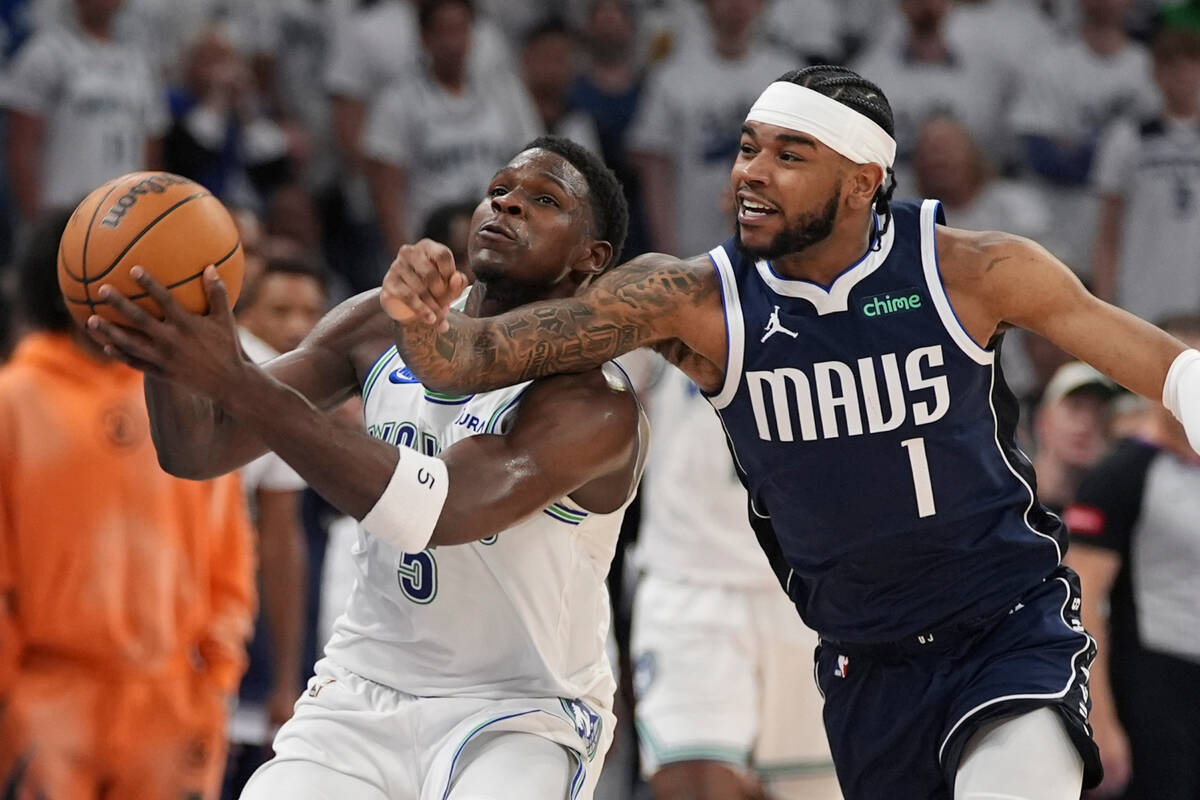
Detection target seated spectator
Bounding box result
[1031,361,1118,514]
[164,26,291,211]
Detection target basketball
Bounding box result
[57,171,244,327]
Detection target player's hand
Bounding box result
[1087,713,1131,798]
[86,265,248,403]
[380,239,469,332]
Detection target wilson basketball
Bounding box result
[57,172,244,327]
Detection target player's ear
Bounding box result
[572,239,612,278]
[846,163,885,211]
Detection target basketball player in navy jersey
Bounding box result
[380,65,1200,799]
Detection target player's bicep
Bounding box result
[989,239,1184,402]
[431,379,640,544]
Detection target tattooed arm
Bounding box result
[382,242,727,395]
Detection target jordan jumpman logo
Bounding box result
[761,306,799,343]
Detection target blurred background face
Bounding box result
[1037,391,1111,468]
[73,0,123,27]
[522,29,574,98]
[705,0,765,40]
[913,116,984,203]
[1155,54,1200,110]
[238,271,325,354]
[1079,0,1132,26]
[900,0,951,33]
[586,0,635,59]
[422,1,473,80]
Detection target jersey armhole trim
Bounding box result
[705,246,745,410]
[361,345,399,405]
[919,199,993,366]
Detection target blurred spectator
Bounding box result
[911,111,1058,409]
[264,183,325,258]
[569,0,651,257]
[0,211,255,800]
[164,26,291,211]
[1032,361,1117,514]
[1092,27,1200,319]
[852,0,1007,168]
[913,112,1051,240]
[364,0,540,254]
[223,255,327,799]
[520,18,601,154]
[759,0,840,63]
[630,357,839,800]
[627,0,791,257]
[0,0,167,229]
[1065,315,1200,799]
[1010,0,1155,273]
[0,0,35,61]
[421,198,478,281]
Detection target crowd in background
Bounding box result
[1,0,1200,798]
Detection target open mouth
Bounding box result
[737,194,778,220]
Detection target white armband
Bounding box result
[359,449,449,553]
[1162,348,1200,455]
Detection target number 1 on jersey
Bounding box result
[901,437,937,518]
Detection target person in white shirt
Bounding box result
[363,0,541,254]
[627,0,793,257]
[2,0,167,227]
[630,356,840,800]
[1092,26,1200,322]
[1009,0,1156,273]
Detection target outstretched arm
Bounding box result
[89,269,379,478]
[381,241,724,395]
[944,229,1185,404]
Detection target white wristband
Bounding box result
[359,448,449,553]
[1162,348,1200,455]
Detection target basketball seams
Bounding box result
[82,192,212,285]
[78,177,125,316]
[61,241,242,306]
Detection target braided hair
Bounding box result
[777,65,898,242]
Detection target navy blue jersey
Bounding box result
[708,199,1064,642]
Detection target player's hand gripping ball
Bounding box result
[57,172,244,326]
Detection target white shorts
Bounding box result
[240,658,614,800]
[631,574,839,798]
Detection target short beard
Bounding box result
[471,264,552,308]
[738,189,841,260]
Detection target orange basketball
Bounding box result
[57,171,244,327]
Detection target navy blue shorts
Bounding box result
[814,566,1102,799]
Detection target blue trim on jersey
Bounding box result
[361,345,399,405]
[440,710,541,800]
[700,251,732,401]
[927,202,991,355]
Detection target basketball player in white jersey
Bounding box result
[87,136,646,800]
[629,356,840,800]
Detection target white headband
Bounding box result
[745,82,896,170]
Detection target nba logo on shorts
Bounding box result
[834,655,850,678]
[560,698,603,761]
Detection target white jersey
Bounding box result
[627,40,794,257]
[324,346,633,710]
[636,360,778,589]
[1093,115,1200,322]
[0,21,167,210]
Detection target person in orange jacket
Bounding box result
[0,211,256,800]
